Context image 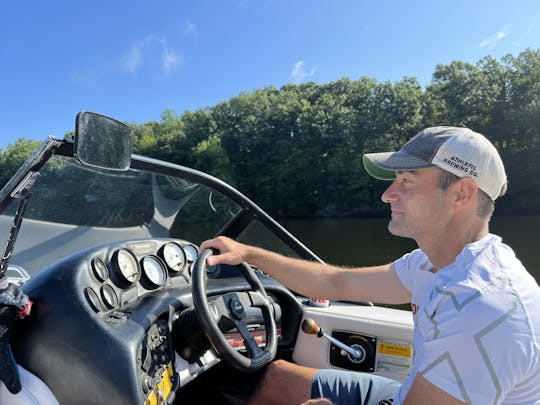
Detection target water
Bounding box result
[280,215,540,282]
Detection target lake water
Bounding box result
[280,215,540,282]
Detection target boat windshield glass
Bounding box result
[0,155,242,276]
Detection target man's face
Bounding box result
[381,167,451,241]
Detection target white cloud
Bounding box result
[238,0,253,7]
[70,69,100,87]
[120,35,155,75]
[183,22,198,37]
[162,46,184,76]
[71,35,184,87]
[479,28,509,50]
[121,45,144,74]
[291,60,316,84]
[120,35,183,76]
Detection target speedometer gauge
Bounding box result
[111,248,140,287]
[141,256,167,288]
[160,242,186,273]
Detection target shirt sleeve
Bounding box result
[394,249,423,292]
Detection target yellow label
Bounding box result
[378,342,411,358]
[145,363,175,405]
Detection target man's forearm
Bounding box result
[242,245,342,299]
[201,236,408,303]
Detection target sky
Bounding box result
[1,0,539,148]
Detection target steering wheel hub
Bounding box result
[229,296,245,320]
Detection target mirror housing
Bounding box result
[74,111,132,171]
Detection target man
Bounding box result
[201,127,540,404]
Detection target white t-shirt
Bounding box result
[393,234,540,404]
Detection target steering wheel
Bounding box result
[192,249,277,373]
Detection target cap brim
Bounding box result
[362,151,434,180]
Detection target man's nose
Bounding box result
[381,181,399,204]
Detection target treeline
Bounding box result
[2,49,540,218]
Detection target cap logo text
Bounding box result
[442,156,479,177]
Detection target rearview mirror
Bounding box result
[74,111,132,171]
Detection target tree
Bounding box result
[0,138,41,189]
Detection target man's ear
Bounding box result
[450,177,478,207]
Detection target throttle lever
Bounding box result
[301,318,362,360]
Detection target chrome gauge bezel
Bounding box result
[111,248,141,287]
[141,255,168,288]
[160,242,186,273]
[100,284,118,309]
[84,287,102,312]
[91,258,109,282]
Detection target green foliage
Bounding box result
[0,138,41,188]
[2,49,539,218]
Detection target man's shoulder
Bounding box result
[426,259,539,344]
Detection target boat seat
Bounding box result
[0,366,59,405]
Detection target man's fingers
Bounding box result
[199,237,222,252]
[199,236,244,266]
[207,251,241,266]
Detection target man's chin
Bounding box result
[388,222,408,238]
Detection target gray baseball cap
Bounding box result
[363,126,507,200]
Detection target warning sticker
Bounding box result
[377,342,411,358]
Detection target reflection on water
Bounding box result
[280,215,540,282]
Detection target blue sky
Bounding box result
[1,0,539,148]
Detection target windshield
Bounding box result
[0,155,242,276]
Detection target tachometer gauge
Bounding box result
[160,242,186,273]
[141,256,167,288]
[184,245,198,263]
[111,248,140,287]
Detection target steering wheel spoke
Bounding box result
[233,317,264,358]
[246,290,268,307]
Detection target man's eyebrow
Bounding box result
[396,170,417,175]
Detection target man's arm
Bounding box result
[403,373,468,405]
[200,236,411,304]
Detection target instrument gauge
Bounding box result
[184,245,199,263]
[111,248,140,287]
[84,287,102,312]
[161,242,186,273]
[91,258,109,282]
[101,284,118,309]
[141,256,167,288]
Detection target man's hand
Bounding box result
[199,236,249,266]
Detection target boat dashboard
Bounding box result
[12,237,303,405]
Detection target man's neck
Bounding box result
[417,223,489,272]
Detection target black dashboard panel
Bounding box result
[11,238,303,405]
[82,239,197,319]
